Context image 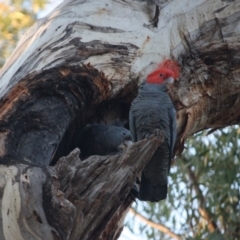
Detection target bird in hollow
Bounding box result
[76,123,133,159]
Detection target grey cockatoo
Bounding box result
[129,59,179,202]
[76,123,133,159]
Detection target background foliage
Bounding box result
[128,127,240,239]
[1,1,239,240]
[0,0,47,67]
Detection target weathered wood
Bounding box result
[55,134,164,240]
[0,0,239,239]
[0,164,73,240]
[172,8,240,152]
[0,135,163,240]
[0,65,114,165]
[0,0,239,163]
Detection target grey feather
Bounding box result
[76,124,133,159]
[129,83,177,202]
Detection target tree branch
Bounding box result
[182,158,219,233]
[0,134,165,240]
[1,1,240,156]
[0,0,240,239]
[129,208,181,240]
[52,133,165,239]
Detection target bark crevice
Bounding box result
[0,134,165,240]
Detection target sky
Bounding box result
[39,1,145,239]
[38,0,63,18]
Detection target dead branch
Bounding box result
[129,208,181,240]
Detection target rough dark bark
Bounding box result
[0,0,239,239]
[0,135,163,240]
[0,65,114,166]
[172,11,240,152]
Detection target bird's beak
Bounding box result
[165,77,174,84]
[124,140,133,147]
[118,140,133,151]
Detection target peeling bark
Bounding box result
[0,0,239,239]
[0,136,163,240]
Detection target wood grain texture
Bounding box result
[0,135,164,240]
[0,0,239,238]
[0,0,239,161]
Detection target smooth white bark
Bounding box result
[1,0,238,98]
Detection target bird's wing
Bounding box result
[168,107,177,163]
[129,110,137,142]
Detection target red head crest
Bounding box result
[146,59,180,84]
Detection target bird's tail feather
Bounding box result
[138,174,167,202]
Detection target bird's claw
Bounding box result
[154,129,165,141]
[154,129,162,136]
[145,133,151,139]
[128,183,139,202]
[145,129,164,140]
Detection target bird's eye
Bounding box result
[159,73,163,77]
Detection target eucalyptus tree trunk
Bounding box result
[0,0,239,239]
